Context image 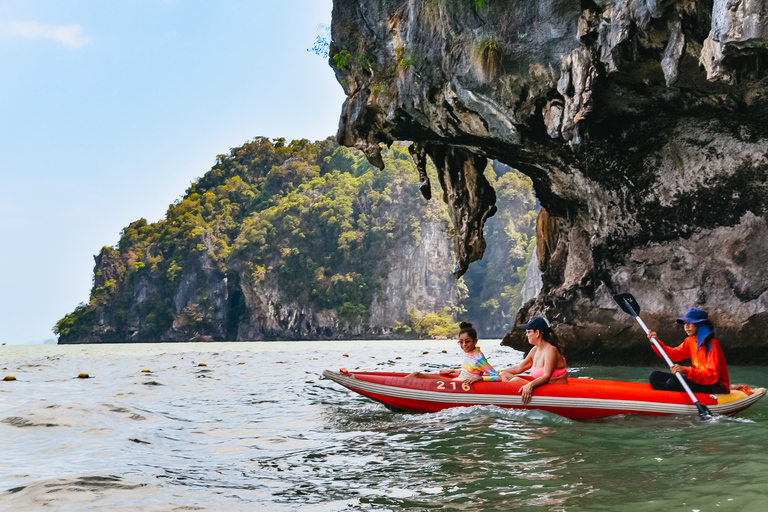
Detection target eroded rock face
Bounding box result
[235,221,458,340]
[168,230,229,341]
[331,0,768,363]
[369,222,458,327]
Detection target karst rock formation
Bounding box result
[330,0,768,363]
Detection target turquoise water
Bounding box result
[1,340,766,511]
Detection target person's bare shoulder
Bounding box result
[543,344,560,358]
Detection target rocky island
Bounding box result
[329,0,768,363]
[55,139,538,343]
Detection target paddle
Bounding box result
[613,293,713,421]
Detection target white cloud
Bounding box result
[0,20,92,48]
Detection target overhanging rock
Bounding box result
[330,0,768,363]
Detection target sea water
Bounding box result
[1,340,766,511]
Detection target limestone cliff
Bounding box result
[234,221,457,340]
[369,223,458,328]
[330,0,768,363]
[60,217,457,344]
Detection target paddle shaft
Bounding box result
[632,314,710,414]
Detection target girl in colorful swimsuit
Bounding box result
[499,317,567,404]
[405,322,500,383]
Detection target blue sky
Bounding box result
[0,1,345,344]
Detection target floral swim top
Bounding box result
[458,348,500,381]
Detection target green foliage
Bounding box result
[265,159,320,194]
[91,279,117,306]
[231,142,447,318]
[54,303,97,338]
[393,320,412,334]
[405,308,460,338]
[356,55,375,73]
[333,50,351,70]
[339,302,369,324]
[467,0,490,9]
[395,47,418,72]
[371,81,388,95]
[166,260,182,283]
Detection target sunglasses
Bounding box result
[457,339,475,345]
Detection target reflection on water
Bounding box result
[0,340,766,511]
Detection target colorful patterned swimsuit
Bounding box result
[457,348,500,381]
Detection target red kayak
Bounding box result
[323,369,766,420]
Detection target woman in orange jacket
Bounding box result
[647,308,729,394]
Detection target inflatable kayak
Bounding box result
[323,369,766,420]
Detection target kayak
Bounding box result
[323,369,766,420]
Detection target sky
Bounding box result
[0,1,346,344]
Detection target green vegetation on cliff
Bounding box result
[55,137,537,342]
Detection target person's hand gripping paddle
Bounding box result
[613,293,712,421]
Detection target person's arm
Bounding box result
[503,348,535,375]
[683,341,721,385]
[648,331,689,362]
[518,347,557,404]
[439,368,460,376]
[481,362,501,382]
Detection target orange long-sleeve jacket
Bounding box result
[653,335,729,390]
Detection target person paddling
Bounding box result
[405,322,500,384]
[499,317,567,404]
[647,308,729,394]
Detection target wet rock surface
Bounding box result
[331,0,768,363]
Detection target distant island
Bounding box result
[55,137,538,344]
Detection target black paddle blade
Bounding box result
[696,402,713,421]
[613,293,641,317]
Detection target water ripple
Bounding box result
[1,341,766,511]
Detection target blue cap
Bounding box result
[519,317,551,333]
